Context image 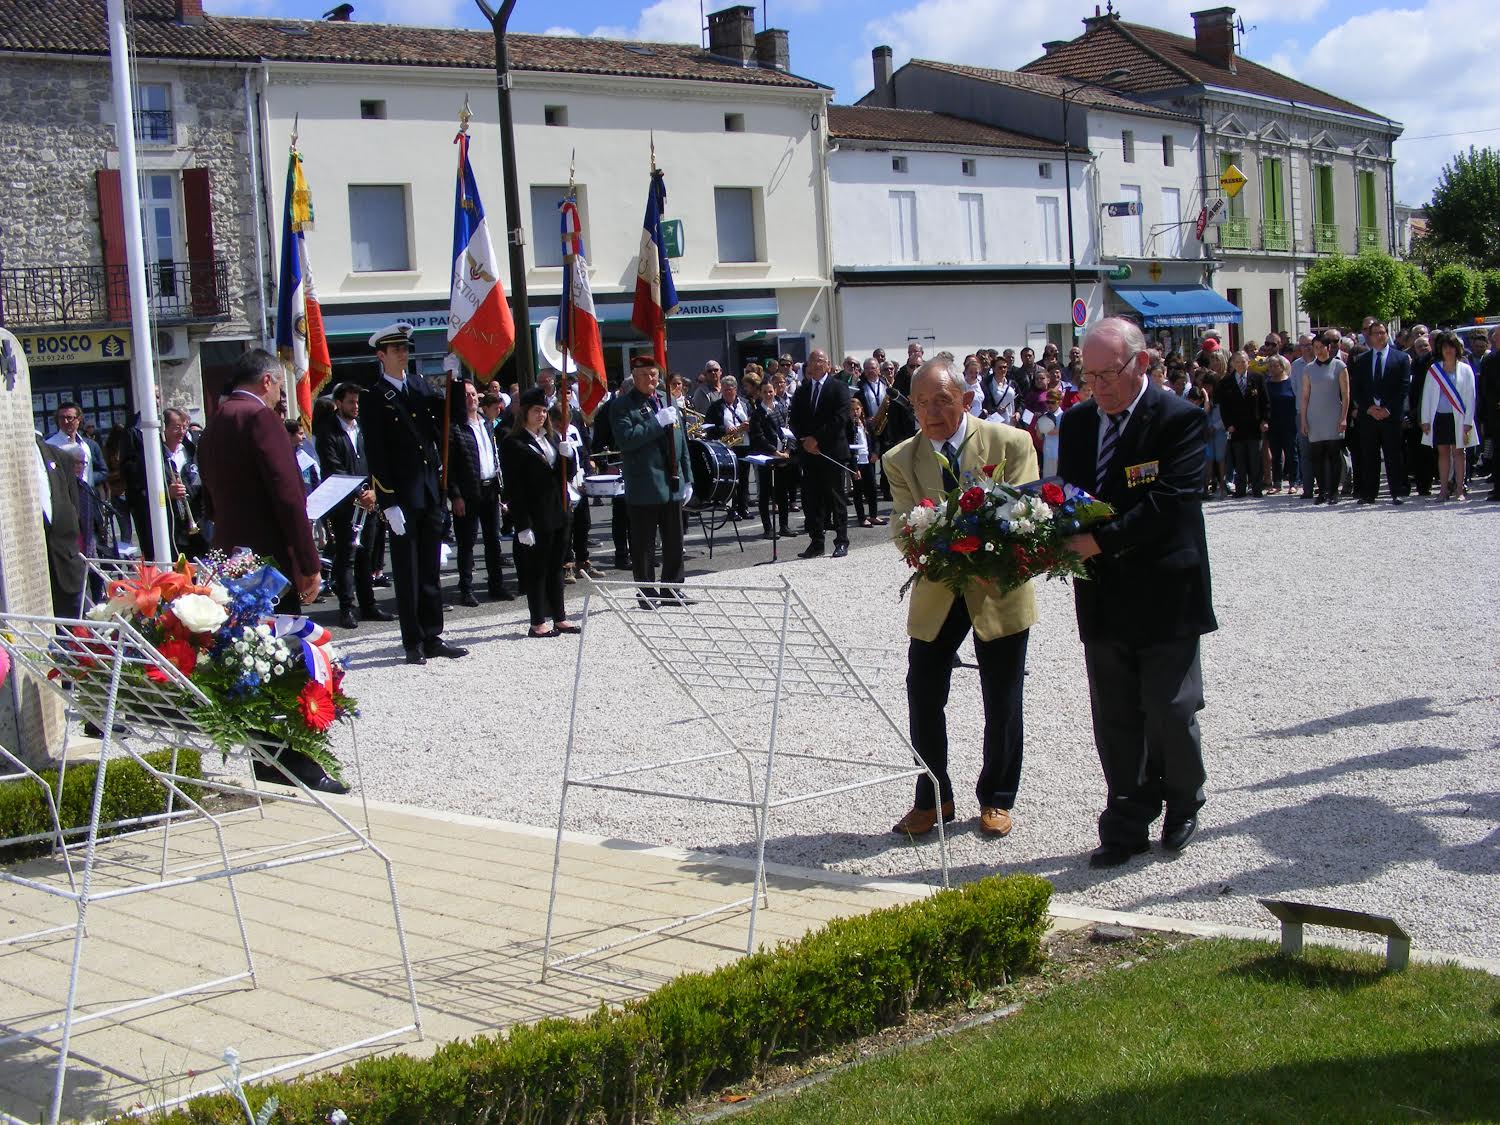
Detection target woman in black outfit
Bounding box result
[501,387,578,638]
[748,379,792,539]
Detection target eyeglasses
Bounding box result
[1081,351,1140,387]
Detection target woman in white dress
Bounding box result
[1419,330,1479,501]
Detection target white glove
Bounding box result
[385,505,407,536]
[682,483,694,505]
[559,438,578,457]
[654,406,679,428]
[518,528,536,547]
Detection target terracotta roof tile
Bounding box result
[828,106,1067,152]
[0,0,255,59]
[909,59,1194,121]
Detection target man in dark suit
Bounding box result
[447,378,513,606]
[35,435,86,618]
[1214,354,1268,496]
[314,381,394,629]
[611,354,691,603]
[788,348,851,559]
[197,348,321,614]
[1058,318,1217,869]
[361,322,467,666]
[1350,320,1411,504]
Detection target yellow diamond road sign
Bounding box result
[1219,163,1247,198]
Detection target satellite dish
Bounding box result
[537,316,578,374]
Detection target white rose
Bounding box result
[255,659,271,675]
[170,593,228,635]
[86,601,118,621]
[1005,499,1028,521]
[256,624,272,638]
[207,584,231,607]
[1014,518,1035,534]
[907,505,937,533]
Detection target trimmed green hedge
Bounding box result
[162,873,1051,1124]
[0,748,203,861]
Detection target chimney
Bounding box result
[175,0,204,25]
[707,5,757,66]
[1191,7,1237,70]
[755,28,789,72]
[1042,40,1067,55]
[1082,4,1117,32]
[871,45,895,107]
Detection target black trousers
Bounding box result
[756,462,793,532]
[851,461,879,522]
[516,524,567,627]
[628,500,685,588]
[610,497,631,561]
[906,599,1029,811]
[1405,423,1436,494]
[1309,439,1344,501]
[1083,635,1207,848]
[454,479,507,595]
[801,455,849,547]
[1228,437,1261,496]
[328,506,376,612]
[387,503,445,650]
[1358,415,1407,499]
[563,496,591,566]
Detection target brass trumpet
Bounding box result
[682,403,708,440]
[165,457,201,538]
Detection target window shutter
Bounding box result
[96,169,130,322]
[182,167,219,316]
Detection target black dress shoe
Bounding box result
[489,587,516,601]
[458,591,480,608]
[360,606,395,622]
[404,647,427,666]
[1391,497,1405,506]
[636,598,657,611]
[423,639,468,659]
[831,543,849,558]
[1162,817,1198,852]
[311,774,350,795]
[338,608,359,629]
[798,543,825,559]
[371,573,392,588]
[613,555,632,570]
[1088,841,1150,869]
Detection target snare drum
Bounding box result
[582,474,625,499]
[686,439,738,511]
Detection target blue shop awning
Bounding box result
[1112,284,1243,328]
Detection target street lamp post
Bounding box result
[1060,69,1130,336]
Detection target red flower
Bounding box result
[158,637,198,678]
[981,463,998,477]
[919,497,936,509]
[958,486,986,513]
[950,535,981,553]
[297,680,336,732]
[1041,482,1065,506]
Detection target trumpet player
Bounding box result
[162,407,208,557]
[315,381,395,630]
[857,357,898,504]
[705,374,752,520]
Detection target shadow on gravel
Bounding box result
[1410,790,1500,875]
[1258,696,1454,738]
[1234,744,1476,793]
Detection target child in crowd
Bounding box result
[848,397,884,527]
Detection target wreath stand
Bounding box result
[0,613,422,1125]
[541,577,948,987]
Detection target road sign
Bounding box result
[1219,164,1247,198]
[661,218,685,259]
[1108,264,1133,281]
[1105,201,1142,218]
[1194,207,1209,240]
[1072,298,1089,328]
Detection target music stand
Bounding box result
[540,577,948,988]
[0,614,422,1124]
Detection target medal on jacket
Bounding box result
[1125,461,1159,487]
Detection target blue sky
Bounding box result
[206,0,1500,205]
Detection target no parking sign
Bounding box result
[1072,299,1088,329]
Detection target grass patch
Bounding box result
[734,938,1500,1123]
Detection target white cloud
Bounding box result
[593,0,700,42]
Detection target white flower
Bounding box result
[170,593,228,635]
[206,583,231,607]
[256,624,272,638]
[1014,518,1035,534]
[1004,499,1028,521]
[906,504,937,533]
[86,601,118,621]
[254,659,271,675]
[984,542,996,552]
[1030,500,1053,521]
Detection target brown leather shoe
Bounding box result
[978,806,1013,837]
[892,801,956,836]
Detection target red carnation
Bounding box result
[1041,482,1065,506]
[919,497,936,509]
[958,486,986,513]
[981,463,998,477]
[297,680,336,732]
[158,637,198,678]
[951,535,981,553]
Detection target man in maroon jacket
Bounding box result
[198,348,321,612]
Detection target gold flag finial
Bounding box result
[290,112,300,149]
[650,130,657,172]
[458,94,472,134]
[568,148,576,194]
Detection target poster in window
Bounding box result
[81,389,96,408]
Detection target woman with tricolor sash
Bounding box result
[1419,330,1479,502]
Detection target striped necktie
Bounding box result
[1096,411,1127,493]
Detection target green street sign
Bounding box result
[661,218,685,259]
[1108,264,1133,280]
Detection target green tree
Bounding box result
[1419,262,1486,325]
[1299,250,1416,327]
[1424,146,1500,268]
[1482,268,1500,313]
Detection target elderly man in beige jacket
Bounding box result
[883,354,1040,839]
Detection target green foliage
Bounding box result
[1484,269,1500,314]
[1298,251,1418,327]
[1420,261,1487,325]
[0,748,202,861]
[1425,145,1500,268]
[159,874,1052,1124]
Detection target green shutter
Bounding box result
[1221,151,1244,217]
[1359,171,1378,228]
[1315,166,1336,226]
[1260,158,1284,221]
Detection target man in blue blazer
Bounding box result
[1350,320,1412,503]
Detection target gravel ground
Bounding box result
[320,494,1500,961]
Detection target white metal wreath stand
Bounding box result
[0,613,423,1125]
[541,577,949,986]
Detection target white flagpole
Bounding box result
[108,0,170,561]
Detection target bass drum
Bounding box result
[686,439,737,511]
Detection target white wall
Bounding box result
[838,281,1088,359]
[1088,111,1204,262]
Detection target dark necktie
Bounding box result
[940,441,960,492]
[1374,349,1384,384]
[1097,411,1126,493]
[810,380,821,412]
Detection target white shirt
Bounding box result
[1096,378,1150,462]
[964,377,984,416]
[382,373,409,396]
[339,414,360,459]
[528,429,556,467]
[468,417,498,479]
[166,443,188,474]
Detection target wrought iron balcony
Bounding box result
[1219,216,1251,250]
[1313,223,1341,254]
[1262,218,1292,252]
[0,260,230,329]
[1357,225,1381,252]
[135,108,174,144]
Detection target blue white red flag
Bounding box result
[275,146,331,422]
[448,131,515,380]
[558,196,608,418]
[631,168,679,366]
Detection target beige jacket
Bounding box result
[883,418,1040,642]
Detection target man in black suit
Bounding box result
[361,322,467,666]
[447,378,514,606]
[1058,318,1217,869]
[1214,353,1268,496]
[314,381,394,629]
[788,348,851,559]
[1350,320,1411,504]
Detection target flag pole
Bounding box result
[442,97,473,498]
[647,135,680,488]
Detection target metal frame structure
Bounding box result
[541,577,948,986]
[0,613,422,1125]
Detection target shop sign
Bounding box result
[16,329,132,368]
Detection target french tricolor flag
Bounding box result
[631,167,679,366]
[558,196,607,419]
[448,131,515,381]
